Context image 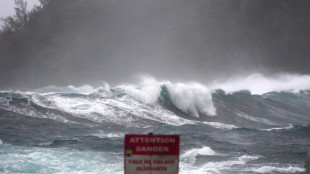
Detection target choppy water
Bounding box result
[0,76,310,173]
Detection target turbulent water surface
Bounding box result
[0,76,310,173]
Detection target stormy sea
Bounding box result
[0,74,310,174]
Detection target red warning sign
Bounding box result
[125,134,180,174]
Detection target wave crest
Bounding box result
[211,73,310,94]
[117,78,216,117]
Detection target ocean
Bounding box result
[0,75,310,173]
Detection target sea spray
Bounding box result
[0,75,310,173]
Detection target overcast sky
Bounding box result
[0,0,309,90]
[0,0,39,18]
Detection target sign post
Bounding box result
[124,134,180,174]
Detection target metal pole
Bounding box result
[306,152,310,174]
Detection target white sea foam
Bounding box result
[250,165,305,173]
[179,155,261,174]
[0,144,123,174]
[0,93,70,123]
[238,155,261,162]
[119,78,217,117]
[2,78,218,125]
[236,112,274,125]
[0,139,3,144]
[118,78,161,105]
[201,155,260,169]
[165,82,217,117]
[179,164,220,174]
[91,131,124,138]
[181,146,217,165]
[211,73,310,95]
[39,141,54,146]
[261,124,294,131]
[31,88,194,126]
[203,121,238,129]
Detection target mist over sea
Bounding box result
[0,74,309,173]
[1,1,310,173]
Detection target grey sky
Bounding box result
[0,0,39,18]
[0,0,310,90]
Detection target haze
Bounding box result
[0,0,310,90]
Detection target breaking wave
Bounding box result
[1,73,310,174]
[181,146,217,165]
[211,73,310,94]
[1,74,310,128]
